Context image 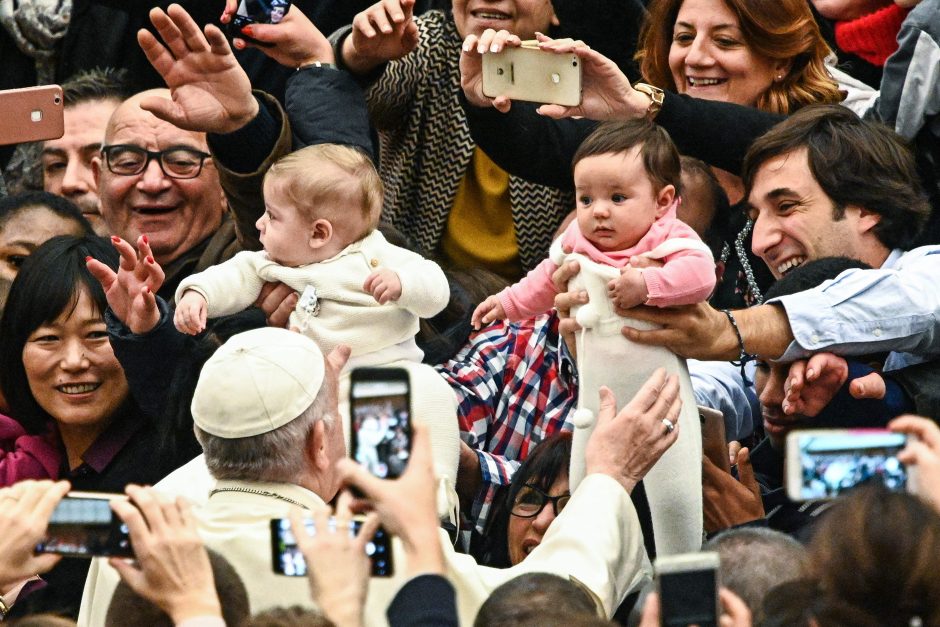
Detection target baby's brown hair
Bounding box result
[264,144,383,239]
[572,119,682,194]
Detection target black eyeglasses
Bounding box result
[100,144,211,179]
[510,484,571,519]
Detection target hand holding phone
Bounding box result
[0,480,70,588]
[227,0,291,47]
[271,509,390,577]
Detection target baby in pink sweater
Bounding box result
[472,119,716,328]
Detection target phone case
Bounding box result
[482,47,582,107]
[0,85,64,146]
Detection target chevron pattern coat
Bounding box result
[365,10,574,272]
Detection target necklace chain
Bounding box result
[209,486,308,509]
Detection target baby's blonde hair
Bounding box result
[264,144,383,238]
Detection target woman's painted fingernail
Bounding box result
[146,256,155,264]
[85,256,93,262]
[241,24,254,36]
[111,235,121,243]
[142,234,149,244]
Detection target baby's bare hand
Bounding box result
[608,267,648,311]
[174,291,208,335]
[471,295,506,330]
[364,268,402,304]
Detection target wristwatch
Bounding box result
[633,83,665,120]
[0,593,11,620]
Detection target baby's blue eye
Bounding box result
[612,194,627,203]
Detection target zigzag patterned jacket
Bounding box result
[362,10,574,272]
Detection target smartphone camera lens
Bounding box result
[572,60,578,67]
[54,95,62,105]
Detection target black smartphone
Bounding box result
[35,492,133,558]
[349,368,412,480]
[226,0,290,47]
[270,517,393,577]
[655,552,720,627]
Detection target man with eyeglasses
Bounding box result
[91,88,255,300]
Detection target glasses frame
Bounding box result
[100,144,212,179]
[510,483,571,519]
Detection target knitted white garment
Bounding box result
[565,252,703,557]
[338,360,461,523]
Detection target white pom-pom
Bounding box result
[572,408,595,429]
[576,305,600,329]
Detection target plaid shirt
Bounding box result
[435,311,577,532]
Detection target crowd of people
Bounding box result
[1,0,939,624]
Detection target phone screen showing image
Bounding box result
[270,517,393,577]
[796,431,907,500]
[350,369,412,480]
[36,496,133,558]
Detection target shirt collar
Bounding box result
[68,408,144,475]
[882,248,904,269]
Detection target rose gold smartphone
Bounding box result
[482,47,582,107]
[0,85,65,146]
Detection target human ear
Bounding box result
[655,184,676,217]
[772,58,793,82]
[308,420,331,472]
[856,206,882,235]
[309,218,334,250]
[92,155,102,187]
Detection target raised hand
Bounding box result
[532,34,649,122]
[87,235,165,335]
[342,0,419,75]
[459,29,524,112]
[137,3,258,134]
[782,352,849,417]
[227,4,334,69]
[109,486,221,624]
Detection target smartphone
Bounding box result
[270,517,393,577]
[35,492,133,558]
[655,552,720,627]
[349,368,412,480]
[227,0,290,47]
[0,85,64,146]
[482,46,582,107]
[785,429,908,501]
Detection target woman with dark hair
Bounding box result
[0,235,198,619]
[480,432,573,568]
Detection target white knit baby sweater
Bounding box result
[176,230,450,357]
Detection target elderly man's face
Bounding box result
[747,148,882,279]
[41,99,119,236]
[93,96,224,265]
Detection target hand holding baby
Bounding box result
[364,268,403,304]
[175,291,209,335]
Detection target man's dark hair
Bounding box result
[0,191,93,234]
[245,606,333,626]
[763,256,872,301]
[474,573,609,627]
[105,549,250,627]
[572,119,682,193]
[704,527,810,623]
[61,67,131,107]
[742,104,929,251]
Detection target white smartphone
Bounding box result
[784,429,909,501]
[0,85,64,146]
[655,551,720,627]
[482,46,582,107]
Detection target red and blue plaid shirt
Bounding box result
[435,311,578,532]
